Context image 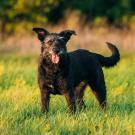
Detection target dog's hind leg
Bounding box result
[87,70,107,109]
[75,82,87,110]
[64,90,76,113]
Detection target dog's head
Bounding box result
[33,27,76,64]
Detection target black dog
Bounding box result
[33,27,120,113]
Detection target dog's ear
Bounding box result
[33,27,49,42]
[59,30,76,42]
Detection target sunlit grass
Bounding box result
[0,54,135,135]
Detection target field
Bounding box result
[0,54,135,135]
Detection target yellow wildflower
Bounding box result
[0,64,4,76]
[14,77,26,88]
[112,86,124,96]
[42,124,51,132]
[126,124,135,134]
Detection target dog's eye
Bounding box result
[45,39,53,44]
[59,37,65,40]
[58,37,66,44]
[59,37,66,41]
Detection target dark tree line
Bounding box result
[0,0,135,36]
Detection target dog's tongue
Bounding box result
[51,54,60,64]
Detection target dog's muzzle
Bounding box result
[49,48,66,64]
[52,47,60,54]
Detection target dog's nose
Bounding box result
[52,48,60,53]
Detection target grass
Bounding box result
[0,54,135,135]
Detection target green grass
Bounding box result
[0,54,135,135]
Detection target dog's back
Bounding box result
[68,42,120,84]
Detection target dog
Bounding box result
[33,27,120,113]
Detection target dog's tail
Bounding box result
[97,42,120,68]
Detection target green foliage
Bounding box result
[0,0,63,36]
[67,0,134,23]
[0,0,135,35]
[0,54,135,134]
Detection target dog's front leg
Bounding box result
[64,90,76,113]
[38,75,50,113]
[40,90,50,113]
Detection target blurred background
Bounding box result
[1,1,135,134]
[0,0,135,55]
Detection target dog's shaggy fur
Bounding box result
[33,27,120,113]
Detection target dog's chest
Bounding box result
[45,68,67,94]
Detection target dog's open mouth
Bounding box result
[51,54,60,64]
